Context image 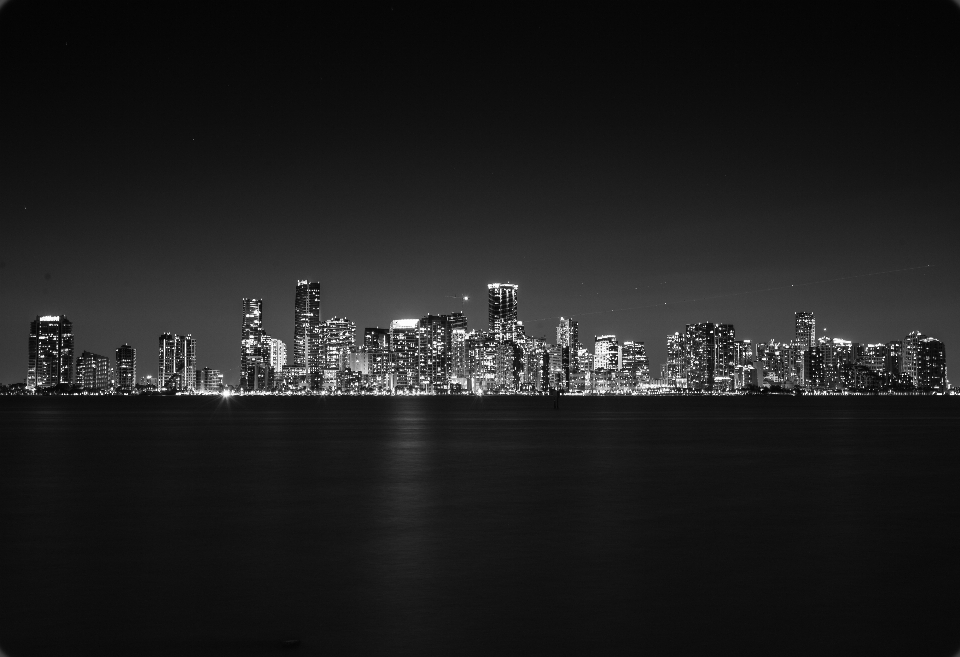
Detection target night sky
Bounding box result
[2,1,958,385]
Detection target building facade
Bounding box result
[488,283,519,343]
[76,351,109,390]
[115,343,136,388]
[159,333,196,391]
[28,315,75,388]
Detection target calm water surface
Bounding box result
[2,396,960,656]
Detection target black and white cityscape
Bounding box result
[15,280,949,395]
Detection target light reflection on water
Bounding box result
[1,396,960,656]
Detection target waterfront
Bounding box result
[2,396,959,656]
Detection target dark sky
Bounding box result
[1,1,959,385]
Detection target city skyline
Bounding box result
[11,278,948,393]
[1,3,959,386]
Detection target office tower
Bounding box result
[795,312,816,347]
[293,280,322,372]
[446,311,467,333]
[885,340,903,380]
[76,351,109,390]
[362,327,391,389]
[488,283,519,343]
[418,314,451,393]
[241,298,270,390]
[197,367,223,392]
[494,341,522,391]
[364,327,390,350]
[557,317,579,349]
[685,322,718,391]
[901,331,927,386]
[28,315,75,388]
[804,346,825,388]
[594,335,619,371]
[390,319,420,391]
[159,333,196,391]
[621,341,650,384]
[321,317,356,370]
[116,344,136,388]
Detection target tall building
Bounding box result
[488,283,519,343]
[685,322,718,391]
[318,317,356,390]
[390,319,420,391]
[795,312,816,347]
[621,341,650,385]
[557,317,579,351]
[76,351,110,390]
[666,331,688,388]
[159,333,196,391]
[916,337,946,392]
[418,314,451,393]
[241,298,270,390]
[594,335,619,371]
[901,330,927,386]
[28,315,75,388]
[293,280,322,376]
[266,337,286,372]
[116,343,136,388]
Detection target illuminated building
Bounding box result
[685,323,717,391]
[594,335,619,371]
[320,317,356,390]
[885,340,903,380]
[241,298,270,391]
[293,280,322,381]
[557,318,579,351]
[901,331,927,386]
[76,351,109,390]
[197,367,223,392]
[451,328,469,381]
[795,312,816,347]
[362,327,391,388]
[418,314,451,393]
[714,324,736,390]
[28,315,74,388]
[158,333,196,391]
[916,337,946,392]
[803,346,825,388]
[115,344,136,389]
[621,341,650,386]
[521,336,548,392]
[265,337,285,372]
[390,319,420,391]
[666,332,688,388]
[488,283,518,343]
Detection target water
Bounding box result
[2,396,959,656]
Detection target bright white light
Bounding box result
[221,389,232,397]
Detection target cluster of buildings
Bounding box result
[14,282,949,395]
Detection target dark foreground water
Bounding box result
[2,396,960,656]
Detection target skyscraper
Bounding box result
[390,319,420,391]
[116,343,136,388]
[418,314,452,393]
[488,283,518,343]
[916,337,946,392]
[294,280,322,375]
[159,333,196,391]
[241,298,269,390]
[795,312,816,347]
[28,315,74,388]
[557,317,579,351]
[685,322,718,391]
[621,341,650,384]
[901,330,927,386]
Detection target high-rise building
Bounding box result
[293,280,322,377]
[76,351,109,390]
[795,312,816,348]
[390,319,420,391]
[267,337,287,373]
[488,283,519,343]
[28,315,75,388]
[116,343,136,388]
[418,314,451,393]
[901,330,927,386]
[159,333,196,391]
[557,317,579,351]
[685,322,718,391]
[621,341,650,385]
[916,337,946,392]
[241,298,270,390]
[321,317,356,371]
[666,331,688,388]
[594,335,619,371]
